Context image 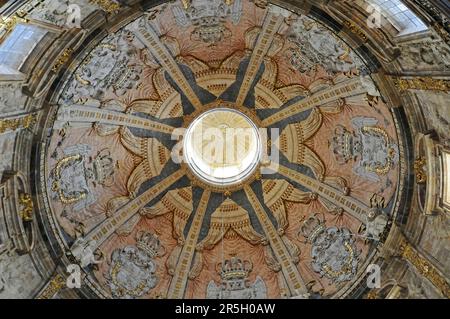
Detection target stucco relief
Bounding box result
[398,38,450,72]
[25,0,119,27]
[287,16,364,74]
[416,92,450,145]
[0,253,41,298]
[62,30,142,103]
[0,82,27,115]
[106,231,165,299]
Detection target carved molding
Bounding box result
[343,20,368,42]
[380,224,449,298]
[415,133,449,215]
[400,239,450,298]
[413,0,449,35]
[393,77,450,92]
[0,113,36,134]
[35,273,66,299]
[414,156,427,184]
[88,0,120,14]
[0,14,28,44]
[51,48,73,73]
[0,172,35,254]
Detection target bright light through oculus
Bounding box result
[183,108,262,186]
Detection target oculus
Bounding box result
[183,108,262,187]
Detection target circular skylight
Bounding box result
[183,108,262,186]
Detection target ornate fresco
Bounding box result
[41,0,404,299]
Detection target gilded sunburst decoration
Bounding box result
[41,0,404,299]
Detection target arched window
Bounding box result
[369,0,427,35]
[0,23,47,76]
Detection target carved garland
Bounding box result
[400,240,450,298]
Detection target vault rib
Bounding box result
[132,19,203,110]
[83,169,185,248]
[56,105,176,135]
[167,189,211,299]
[262,77,368,127]
[235,9,284,107]
[277,165,370,224]
[243,185,308,296]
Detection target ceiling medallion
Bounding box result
[183,105,263,193]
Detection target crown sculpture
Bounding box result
[330,125,360,164]
[207,256,267,298]
[136,231,166,258]
[299,214,326,243]
[219,257,252,283]
[93,149,116,187]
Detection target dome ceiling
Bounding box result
[40,0,405,299]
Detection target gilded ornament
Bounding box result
[52,48,73,73]
[181,0,191,10]
[366,289,379,299]
[433,22,450,43]
[344,20,368,42]
[250,0,268,9]
[37,274,66,299]
[394,77,450,92]
[400,240,450,298]
[0,15,27,33]
[52,154,88,204]
[19,193,33,222]
[89,0,120,13]
[414,157,427,184]
[0,114,36,134]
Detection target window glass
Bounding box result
[369,0,427,35]
[0,23,47,72]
